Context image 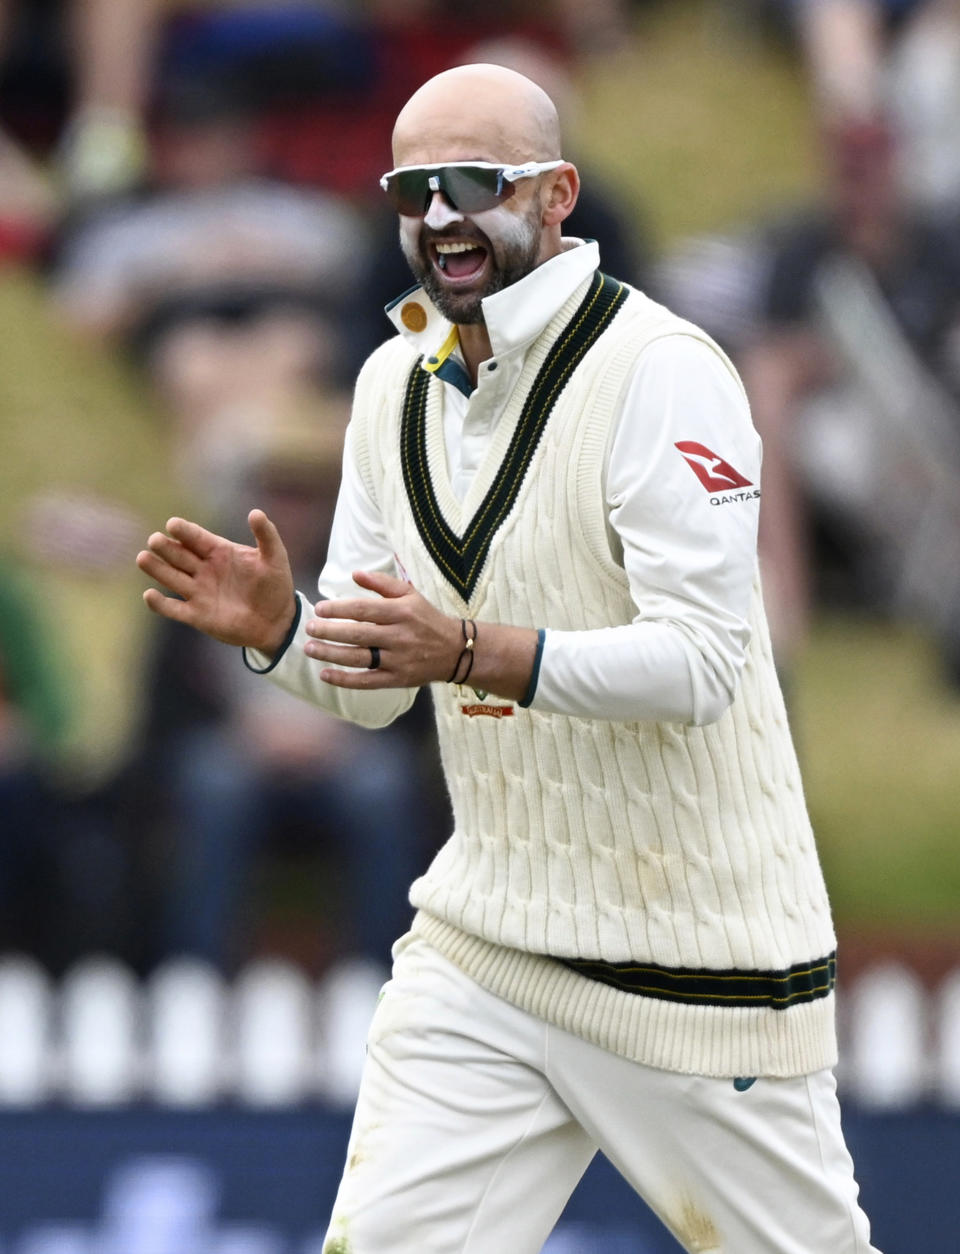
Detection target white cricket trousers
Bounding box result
[322,936,881,1254]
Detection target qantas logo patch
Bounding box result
[675,441,753,492]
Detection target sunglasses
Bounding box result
[379,160,564,217]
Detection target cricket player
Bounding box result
[138,63,882,1254]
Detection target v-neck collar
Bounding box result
[399,271,629,603]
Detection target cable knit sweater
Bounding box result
[338,273,836,1078]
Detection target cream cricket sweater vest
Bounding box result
[351,272,838,1077]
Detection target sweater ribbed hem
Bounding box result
[411,911,838,1079]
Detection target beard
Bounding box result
[400,199,543,324]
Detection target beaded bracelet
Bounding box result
[447,618,477,684]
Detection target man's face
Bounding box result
[398,177,545,325]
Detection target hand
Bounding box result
[304,570,461,689]
[136,509,296,654]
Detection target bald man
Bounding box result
[138,65,881,1254]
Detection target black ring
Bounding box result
[369,646,381,670]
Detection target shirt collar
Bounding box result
[385,239,601,365]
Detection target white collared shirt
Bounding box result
[299,242,761,723]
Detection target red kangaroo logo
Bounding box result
[675,441,753,492]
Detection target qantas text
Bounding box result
[710,489,761,506]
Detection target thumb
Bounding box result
[248,509,286,562]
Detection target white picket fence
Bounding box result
[0,955,954,1110]
[0,953,386,1109]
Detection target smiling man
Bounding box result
[388,67,567,334]
[137,64,881,1254]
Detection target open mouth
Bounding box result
[431,239,489,284]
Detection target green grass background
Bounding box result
[1,0,957,940]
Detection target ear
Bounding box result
[542,163,580,227]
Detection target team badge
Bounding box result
[460,702,515,719]
[400,302,428,333]
[458,687,514,718]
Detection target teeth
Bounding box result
[434,241,483,274]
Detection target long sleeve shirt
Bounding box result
[250,241,761,728]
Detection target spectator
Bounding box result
[786,0,960,212]
[886,0,960,213]
[138,398,439,974]
[50,75,367,348]
[0,0,158,203]
[740,116,960,679]
[49,76,371,514]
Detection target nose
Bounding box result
[424,190,464,229]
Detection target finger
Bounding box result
[143,587,193,624]
[352,569,414,598]
[304,639,380,670]
[314,596,403,625]
[304,617,380,646]
[317,664,388,690]
[145,532,200,575]
[165,517,222,560]
[248,509,285,562]
[136,550,195,598]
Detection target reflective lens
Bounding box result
[382,165,508,216]
[380,161,563,217]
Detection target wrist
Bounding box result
[258,596,300,659]
[447,618,477,685]
[452,622,539,704]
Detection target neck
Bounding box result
[453,237,566,383]
[457,322,493,385]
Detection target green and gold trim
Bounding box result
[561,951,837,1010]
[400,270,628,601]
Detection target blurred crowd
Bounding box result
[1,0,959,989]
